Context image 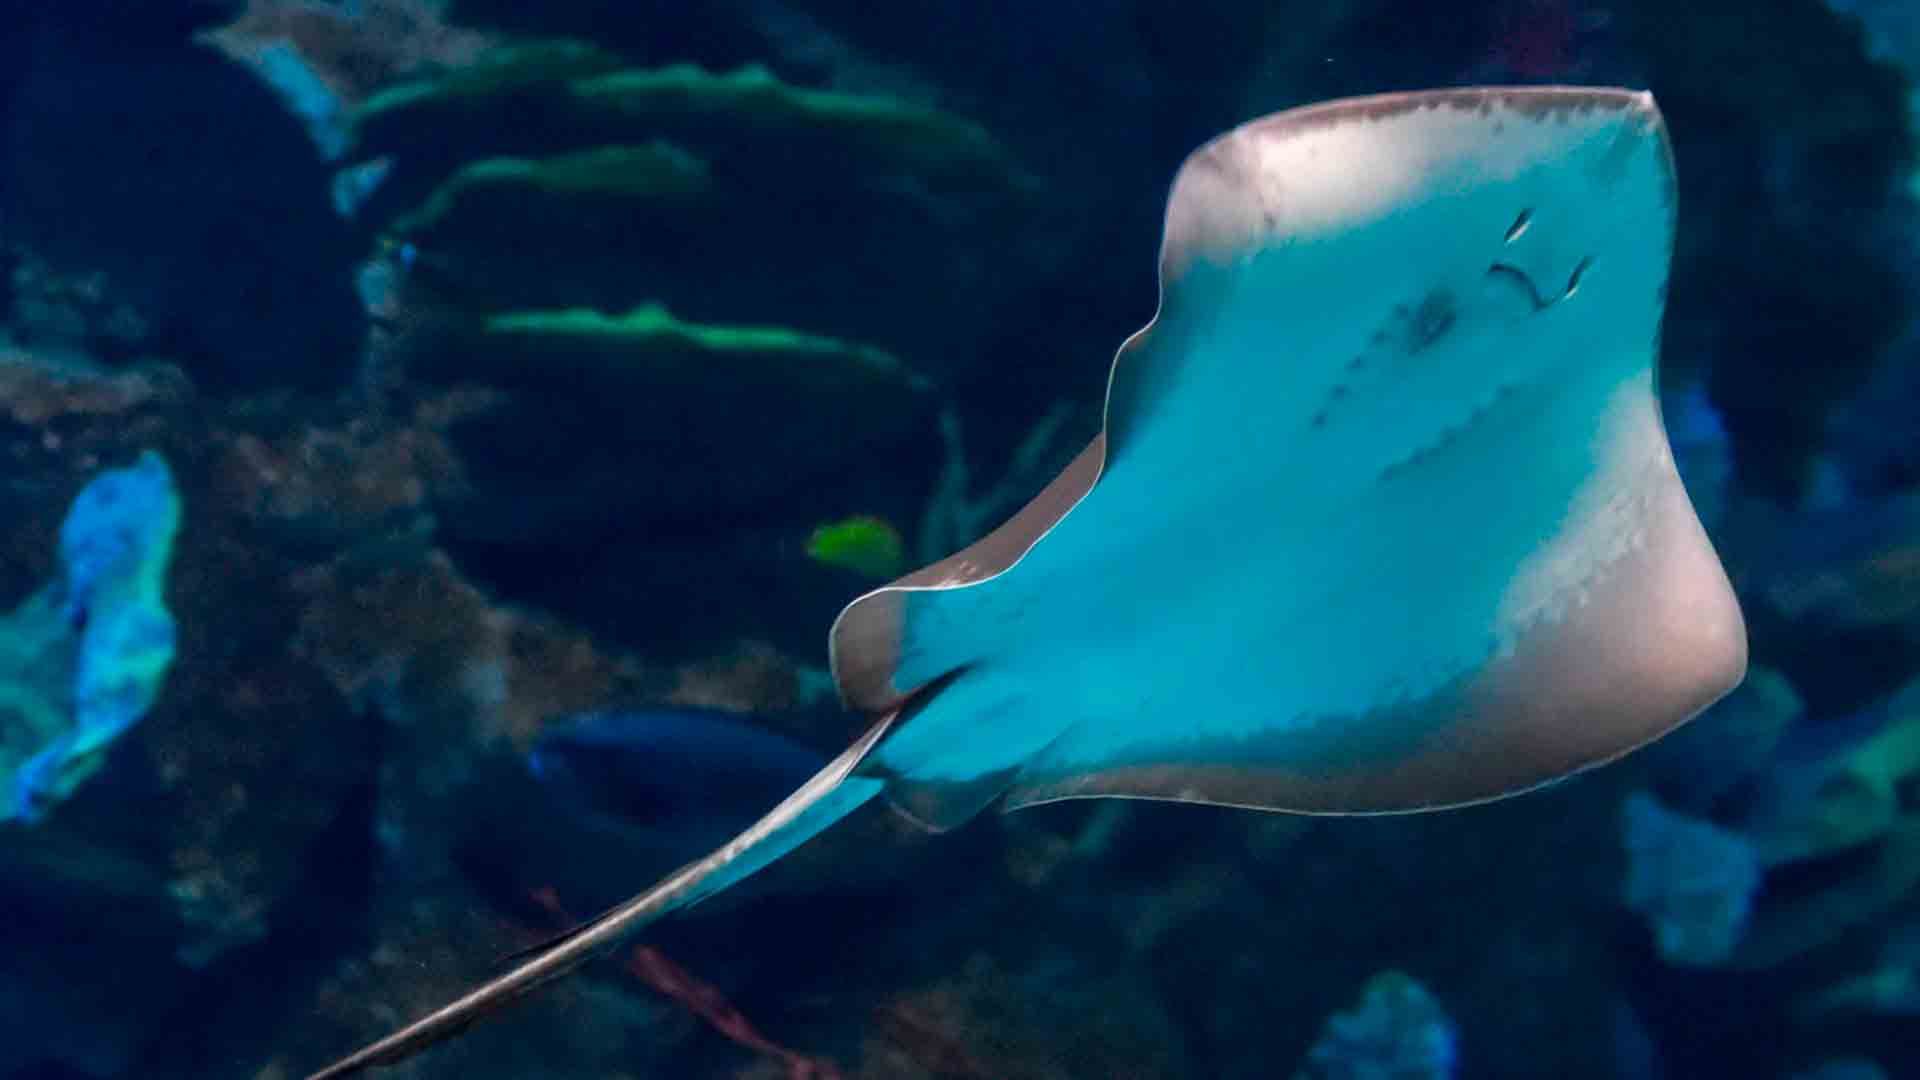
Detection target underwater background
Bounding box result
[1,1,1918,1077]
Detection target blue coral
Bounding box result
[1620,791,1763,966]
[1296,971,1459,1080]
[1,451,181,823]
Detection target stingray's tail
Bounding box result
[303,713,896,1080]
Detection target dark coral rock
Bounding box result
[292,545,661,757]
[0,7,363,393]
[852,949,1185,1080]
[1826,308,1920,498]
[444,0,769,69]
[3,250,157,365]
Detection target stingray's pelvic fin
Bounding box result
[302,713,894,1079]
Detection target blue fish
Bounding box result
[527,706,828,838]
[454,706,851,923]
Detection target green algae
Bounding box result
[571,63,1020,180]
[806,515,907,579]
[389,143,711,236]
[479,304,922,390]
[354,37,625,129]
[354,45,1021,187]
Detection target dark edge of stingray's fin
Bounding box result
[301,713,897,1080]
[829,436,1107,718]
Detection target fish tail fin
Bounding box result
[302,714,896,1080]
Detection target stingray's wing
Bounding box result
[833,86,1745,819]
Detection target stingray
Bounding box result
[304,85,1746,1078]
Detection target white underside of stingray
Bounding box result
[304,86,1747,1079]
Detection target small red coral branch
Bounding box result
[529,887,845,1080]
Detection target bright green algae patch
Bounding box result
[353,47,1021,186]
[389,143,711,236]
[806,515,907,579]
[354,37,625,127]
[479,304,926,392]
[0,451,181,824]
[571,63,1019,179]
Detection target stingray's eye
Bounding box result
[1565,255,1594,296]
[1504,209,1533,243]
